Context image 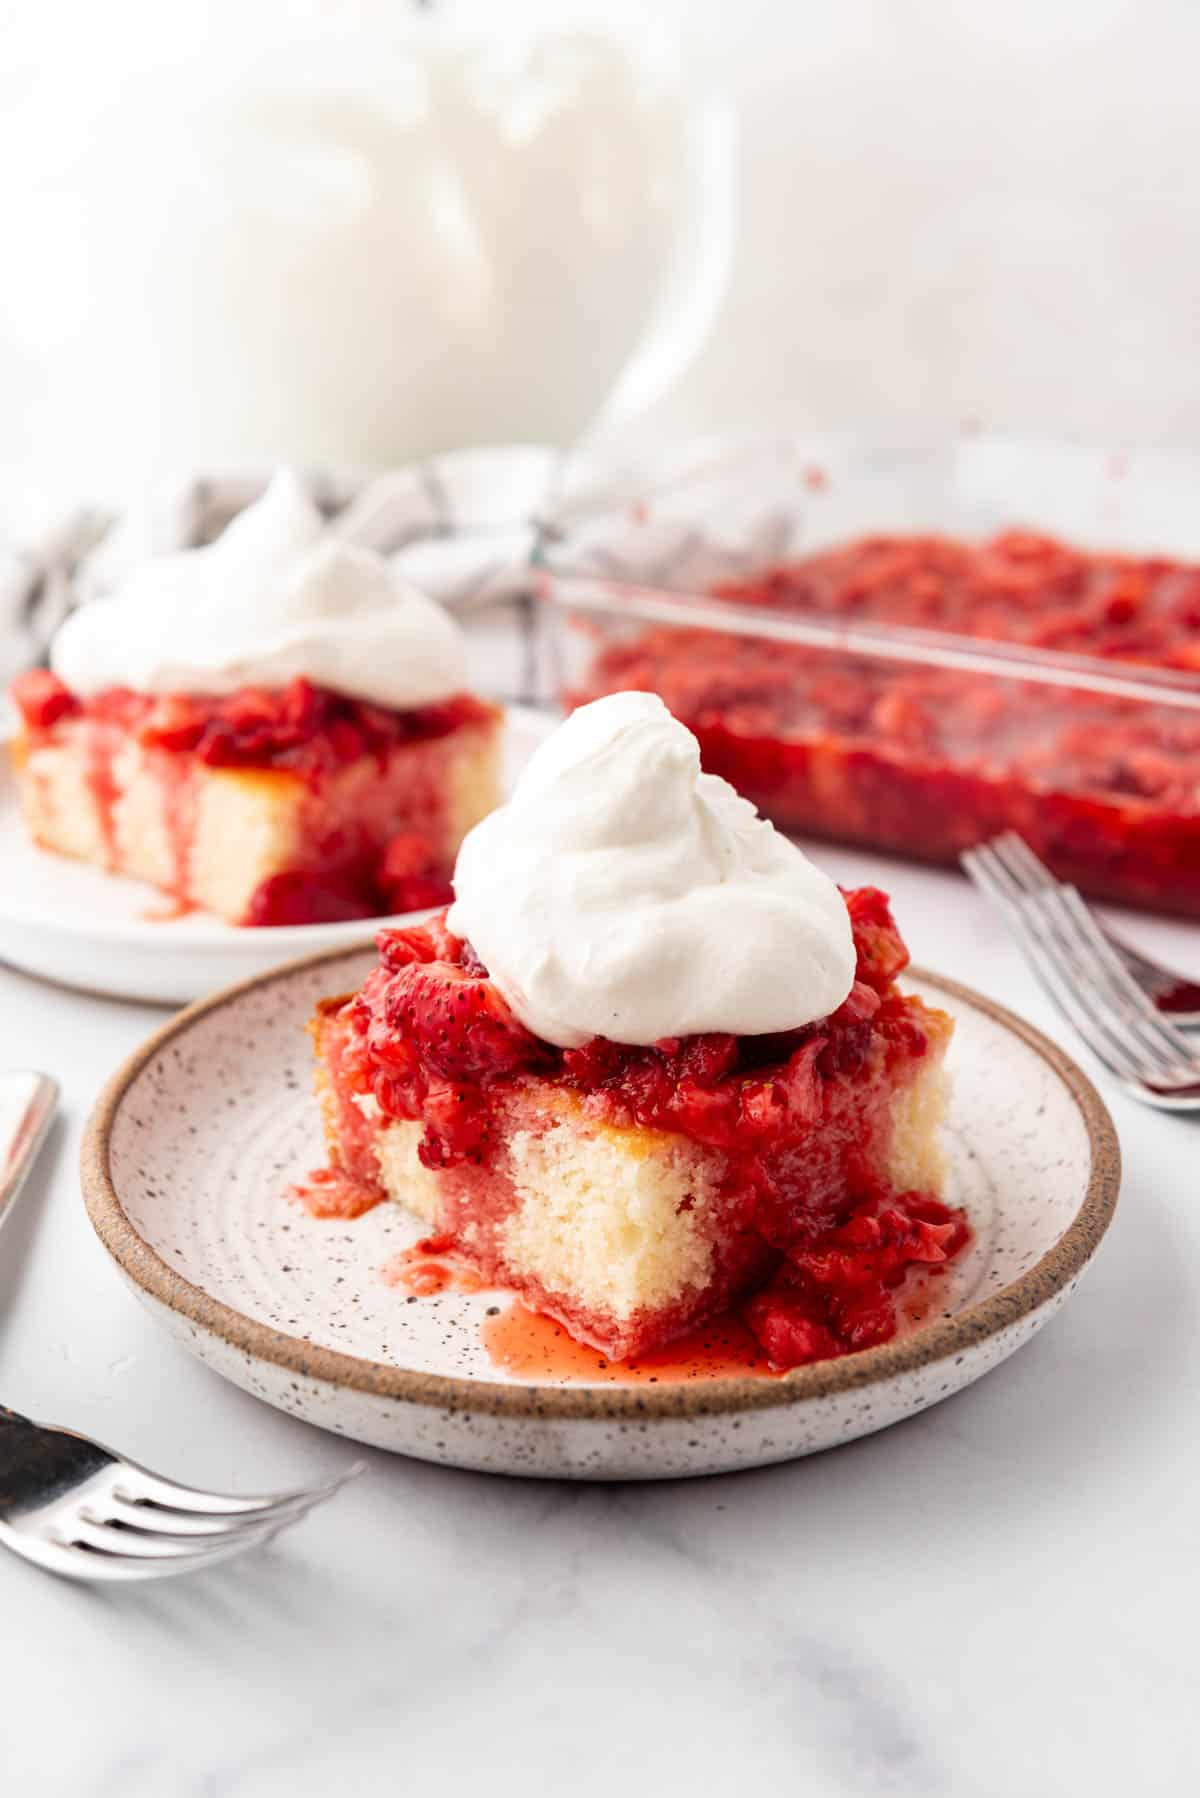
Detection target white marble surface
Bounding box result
[1,845,1198,1797]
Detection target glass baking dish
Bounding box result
[535,437,1200,918]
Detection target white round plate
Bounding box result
[0,706,553,1005]
[82,951,1119,1480]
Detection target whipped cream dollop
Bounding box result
[51,470,466,709]
[449,692,857,1048]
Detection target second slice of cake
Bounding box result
[9,472,502,925]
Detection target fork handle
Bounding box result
[0,1405,111,1509]
[0,1406,39,1503]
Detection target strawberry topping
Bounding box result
[11,669,80,729]
[338,890,968,1364]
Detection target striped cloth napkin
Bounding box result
[0,447,563,691]
[0,436,810,699]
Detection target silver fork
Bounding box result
[0,1409,361,1582]
[983,833,1200,1027]
[962,839,1200,1113]
[0,1074,362,1581]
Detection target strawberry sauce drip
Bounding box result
[10,669,80,729]
[288,1166,383,1219]
[1155,975,1200,1015]
[83,723,121,868]
[380,1237,485,1296]
[570,530,1200,918]
[483,1254,961,1382]
[483,1302,782,1383]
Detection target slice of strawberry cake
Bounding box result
[9,472,502,925]
[306,693,965,1370]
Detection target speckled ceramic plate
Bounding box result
[0,706,554,1006]
[81,953,1119,1480]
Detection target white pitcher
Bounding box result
[1,1,733,499]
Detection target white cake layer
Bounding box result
[15,720,499,921]
[366,1064,949,1324]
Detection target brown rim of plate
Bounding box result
[80,944,1121,1423]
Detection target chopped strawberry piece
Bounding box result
[377,926,442,971]
[739,1040,824,1137]
[742,1186,970,1368]
[459,939,489,978]
[244,872,376,926]
[679,1033,739,1083]
[819,980,882,1075]
[562,1037,629,1086]
[280,678,329,731]
[844,886,910,990]
[423,911,470,964]
[377,832,453,915]
[382,873,455,914]
[137,694,205,751]
[418,1077,492,1167]
[664,1077,736,1147]
[743,1292,839,1368]
[11,669,79,729]
[391,964,546,1083]
[326,719,368,762]
[830,1287,901,1351]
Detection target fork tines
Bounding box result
[2,1459,363,1583]
[962,833,1200,1109]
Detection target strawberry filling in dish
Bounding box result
[307,887,967,1370]
[570,530,1200,918]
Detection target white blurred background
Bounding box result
[650,0,1199,451]
[1,0,1196,504]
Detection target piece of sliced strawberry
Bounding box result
[743,1291,840,1369]
[376,924,442,971]
[243,871,376,926]
[377,833,453,915]
[381,960,546,1084]
[843,885,910,991]
[10,669,80,729]
[137,694,206,751]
